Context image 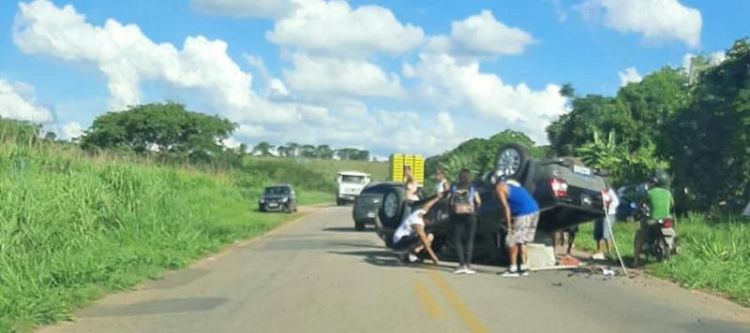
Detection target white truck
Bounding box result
[336,171,371,206]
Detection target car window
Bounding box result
[264,187,290,195]
[363,185,388,194]
[341,175,367,184]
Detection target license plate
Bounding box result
[367,212,375,218]
[268,203,278,208]
[573,165,592,176]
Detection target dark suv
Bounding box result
[258,185,297,213]
[352,182,401,231]
[375,144,607,263]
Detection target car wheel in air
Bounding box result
[378,187,405,229]
[496,143,529,180]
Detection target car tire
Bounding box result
[496,143,529,180]
[259,205,266,212]
[355,221,365,231]
[378,186,406,229]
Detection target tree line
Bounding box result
[248,141,371,161]
[548,38,750,213]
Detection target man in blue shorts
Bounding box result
[496,178,540,277]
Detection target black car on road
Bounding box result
[374,144,607,263]
[259,185,298,213]
[352,182,401,231]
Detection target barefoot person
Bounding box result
[392,194,442,265]
[496,178,540,277]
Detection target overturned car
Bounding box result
[374,144,608,263]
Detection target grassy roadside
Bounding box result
[575,215,750,306]
[0,143,323,332]
[297,191,333,206]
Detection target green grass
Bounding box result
[0,142,318,332]
[297,191,333,206]
[576,215,750,306]
[246,156,390,183]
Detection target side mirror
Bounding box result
[597,169,610,177]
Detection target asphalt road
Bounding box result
[40,206,750,333]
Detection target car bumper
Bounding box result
[260,203,287,211]
[338,195,358,202]
[353,210,378,224]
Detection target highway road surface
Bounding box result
[40,206,750,333]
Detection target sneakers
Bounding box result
[592,252,606,260]
[519,264,530,277]
[501,269,520,278]
[453,267,467,274]
[408,253,419,263]
[464,267,477,275]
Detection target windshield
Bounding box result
[341,175,366,184]
[264,187,290,195]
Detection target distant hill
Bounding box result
[425,130,548,183]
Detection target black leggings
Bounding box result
[453,214,477,267]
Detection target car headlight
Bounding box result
[259,198,265,204]
[282,197,288,203]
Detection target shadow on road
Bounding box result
[329,250,403,267]
[327,241,383,249]
[78,297,227,318]
[322,227,361,232]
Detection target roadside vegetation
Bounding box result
[576,214,749,306]
[0,118,370,332]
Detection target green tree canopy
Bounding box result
[81,102,236,162]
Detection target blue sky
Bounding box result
[1,0,748,156]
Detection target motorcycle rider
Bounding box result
[633,170,675,267]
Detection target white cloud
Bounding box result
[428,10,534,57]
[191,0,296,19]
[266,0,424,56]
[60,121,83,140]
[14,0,253,112]
[0,79,52,122]
[283,54,403,98]
[578,0,702,47]
[618,67,642,86]
[404,53,567,143]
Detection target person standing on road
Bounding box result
[496,178,540,277]
[593,186,620,260]
[633,171,675,267]
[435,169,450,196]
[449,169,481,275]
[402,165,420,218]
[392,194,442,265]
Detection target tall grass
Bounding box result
[0,141,323,332]
[576,214,750,306]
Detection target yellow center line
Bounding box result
[414,280,443,318]
[428,270,490,333]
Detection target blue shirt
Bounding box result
[506,183,539,216]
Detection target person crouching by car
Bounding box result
[449,169,481,275]
[392,194,442,265]
[496,178,540,277]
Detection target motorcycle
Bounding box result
[636,204,678,262]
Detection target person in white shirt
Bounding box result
[392,194,442,265]
[593,186,620,260]
[435,169,450,196]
